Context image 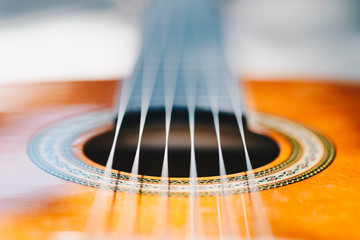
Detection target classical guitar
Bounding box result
[1,0,359,239]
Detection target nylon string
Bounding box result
[222,55,275,239]
[117,1,174,237]
[85,0,275,239]
[196,0,243,238]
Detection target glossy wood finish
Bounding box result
[0,80,359,239]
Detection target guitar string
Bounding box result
[85,0,166,234]
[124,1,171,237]
[195,1,242,238]
[160,0,185,185]
[157,0,184,238]
[86,0,272,238]
[184,63,203,240]
[154,1,205,238]
[84,59,144,237]
[105,1,185,237]
[221,55,275,239]
[124,1,196,238]
[219,60,251,240]
[130,28,162,180]
[120,1,243,238]
[201,52,227,240]
[183,36,202,240]
[110,60,145,238]
[83,52,142,238]
[202,54,239,240]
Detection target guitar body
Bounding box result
[0,79,359,240]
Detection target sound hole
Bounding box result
[83,108,279,178]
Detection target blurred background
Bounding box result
[0,0,359,86]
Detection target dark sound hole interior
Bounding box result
[83,108,280,178]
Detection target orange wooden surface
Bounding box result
[0,80,359,239]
